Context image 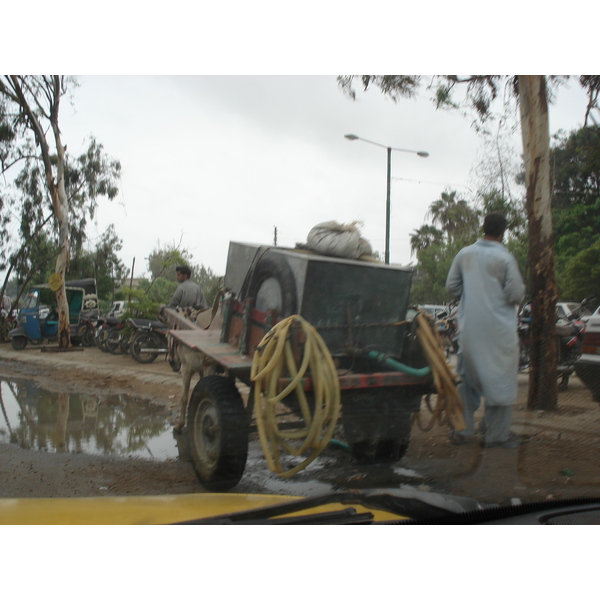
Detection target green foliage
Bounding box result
[478,189,527,238]
[119,286,162,321]
[560,239,600,300]
[195,264,223,306]
[427,190,480,241]
[145,242,223,306]
[136,277,178,304]
[551,126,600,210]
[69,225,128,300]
[408,191,480,303]
[147,244,194,282]
[550,126,600,299]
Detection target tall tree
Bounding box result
[427,190,480,241]
[409,224,443,256]
[338,75,600,410]
[519,76,558,410]
[0,76,120,346]
[0,76,75,347]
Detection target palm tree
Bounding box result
[427,190,480,241]
[410,225,443,255]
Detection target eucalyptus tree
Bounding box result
[0,76,120,347]
[339,75,600,410]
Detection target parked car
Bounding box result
[575,306,600,403]
[108,300,127,318]
[556,300,595,322]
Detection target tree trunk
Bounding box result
[50,78,71,348]
[518,75,558,410]
[52,130,71,348]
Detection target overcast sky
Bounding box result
[56,75,592,279]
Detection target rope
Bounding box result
[413,311,466,433]
[250,315,341,478]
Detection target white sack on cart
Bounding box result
[306,221,373,259]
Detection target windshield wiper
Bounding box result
[172,490,479,525]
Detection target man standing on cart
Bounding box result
[445,213,526,449]
[168,266,208,311]
[165,265,208,371]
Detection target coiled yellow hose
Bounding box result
[413,311,466,432]
[250,315,341,478]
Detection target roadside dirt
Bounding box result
[1,342,600,505]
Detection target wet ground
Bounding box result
[1,342,600,505]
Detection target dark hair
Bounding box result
[176,265,192,278]
[483,213,508,238]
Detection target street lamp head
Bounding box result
[417,151,429,158]
[344,134,359,141]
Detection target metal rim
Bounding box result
[191,396,222,475]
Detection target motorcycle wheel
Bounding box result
[518,341,530,371]
[95,328,107,351]
[130,331,161,364]
[82,325,95,347]
[106,327,124,355]
[120,333,131,355]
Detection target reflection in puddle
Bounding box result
[0,376,178,460]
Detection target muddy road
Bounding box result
[1,342,600,505]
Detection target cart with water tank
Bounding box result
[167,242,434,491]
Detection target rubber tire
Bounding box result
[120,333,131,355]
[95,328,108,351]
[246,253,298,316]
[82,325,95,347]
[11,335,28,350]
[130,331,161,364]
[186,375,249,492]
[106,327,124,355]
[518,341,530,371]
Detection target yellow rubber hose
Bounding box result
[250,315,341,478]
[413,311,466,433]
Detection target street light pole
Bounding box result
[345,134,429,264]
[385,146,392,265]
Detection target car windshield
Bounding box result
[2,76,600,533]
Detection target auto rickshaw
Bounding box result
[9,278,99,350]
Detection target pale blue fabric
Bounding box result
[446,239,525,408]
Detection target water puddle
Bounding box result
[0,376,178,460]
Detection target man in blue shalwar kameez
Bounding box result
[445,213,526,449]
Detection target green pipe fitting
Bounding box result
[367,350,431,378]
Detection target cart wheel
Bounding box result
[187,375,249,492]
[130,331,160,363]
[11,335,28,351]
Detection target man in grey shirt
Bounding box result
[168,266,208,310]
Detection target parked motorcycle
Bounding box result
[95,316,123,352]
[518,304,532,371]
[127,317,169,364]
[518,298,590,389]
[435,305,458,360]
